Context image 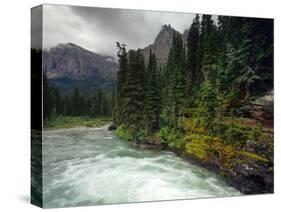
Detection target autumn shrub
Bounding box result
[185,134,236,168]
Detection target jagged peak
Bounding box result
[159,24,174,33]
[161,24,172,29]
[154,24,180,44]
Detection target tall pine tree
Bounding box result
[115,42,128,126]
[164,32,186,128]
[145,50,161,134]
[122,49,146,141]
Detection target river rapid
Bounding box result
[42,125,240,208]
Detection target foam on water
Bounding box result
[42,127,240,208]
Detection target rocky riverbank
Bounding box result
[132,137,273,194]
[113,90,274,195]
[128,91,274,194]
[172,148,273,194]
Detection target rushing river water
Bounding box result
[42,125,240,208]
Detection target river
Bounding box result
[42,125,240,208]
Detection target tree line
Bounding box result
[113,14,273,141]
[43,74,112,121]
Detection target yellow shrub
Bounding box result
[183,118,206,134]
[239,151,269,163]
[185,134,236,168]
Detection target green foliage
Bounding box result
[185,134,236,168]
[156,127,185,149]
[145,51,161,134]
[185,134,215,161]
[43,74,55,119]
[116,125,133,141]
[43,78,112,120]
[182,118,206,134]
[121,49,146,140]
[164,33,186,128]
[239,151,269,163]
[195,81,221,131]
[155,126,170,142]
[224,122,263,148]
[115,42,128,126]
[186,14,202,89]
[44,116,111,129]
[113,16,273,173]
[225,124,249,146]
[43,74,113,128]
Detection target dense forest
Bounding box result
[113,15,273,193]
[43,74,112,127]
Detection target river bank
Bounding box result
[123,129,273,195]
[113,102,273,195]
[166,146,273,194]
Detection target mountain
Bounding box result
[43,43,118,95]
[143,24,188,66]
[43,25,189,94]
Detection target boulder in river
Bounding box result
[108,123,117,131]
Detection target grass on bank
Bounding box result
[44,116,111,129]
[115,125,133,141]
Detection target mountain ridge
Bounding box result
[43,24,189,94]
[43,42,117,80]
[43,43,118,95]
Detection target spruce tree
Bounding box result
[54,87,61,115]
[71,88,81,116]
[115,42,128,126]
[186,14,201,91]
[145,51,161,134]
[164,33,186,128]
[122,49,146,141]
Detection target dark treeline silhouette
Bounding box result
[43,74,112,120]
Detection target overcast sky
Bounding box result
[42,4,195,57]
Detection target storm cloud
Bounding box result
[43,4,195,57]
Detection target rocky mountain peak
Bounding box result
[143,24,187,66]
[43,43,117,80]
[153,24,175,47]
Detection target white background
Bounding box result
[0,0,280,211]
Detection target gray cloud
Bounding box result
[43,4,195,57]
[31,6,42,49]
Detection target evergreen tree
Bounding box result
[111,88,117,124]
[186,14,202,91]
[145,51,161,134]
[71,88,81,116]
[115,42,128,126]
[200,15,219,85]
[164,32,186,128]
[54,87,61,115]
[43,74,55,119]
[122,49,146,140]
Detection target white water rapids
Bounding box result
[42,125,240,208]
